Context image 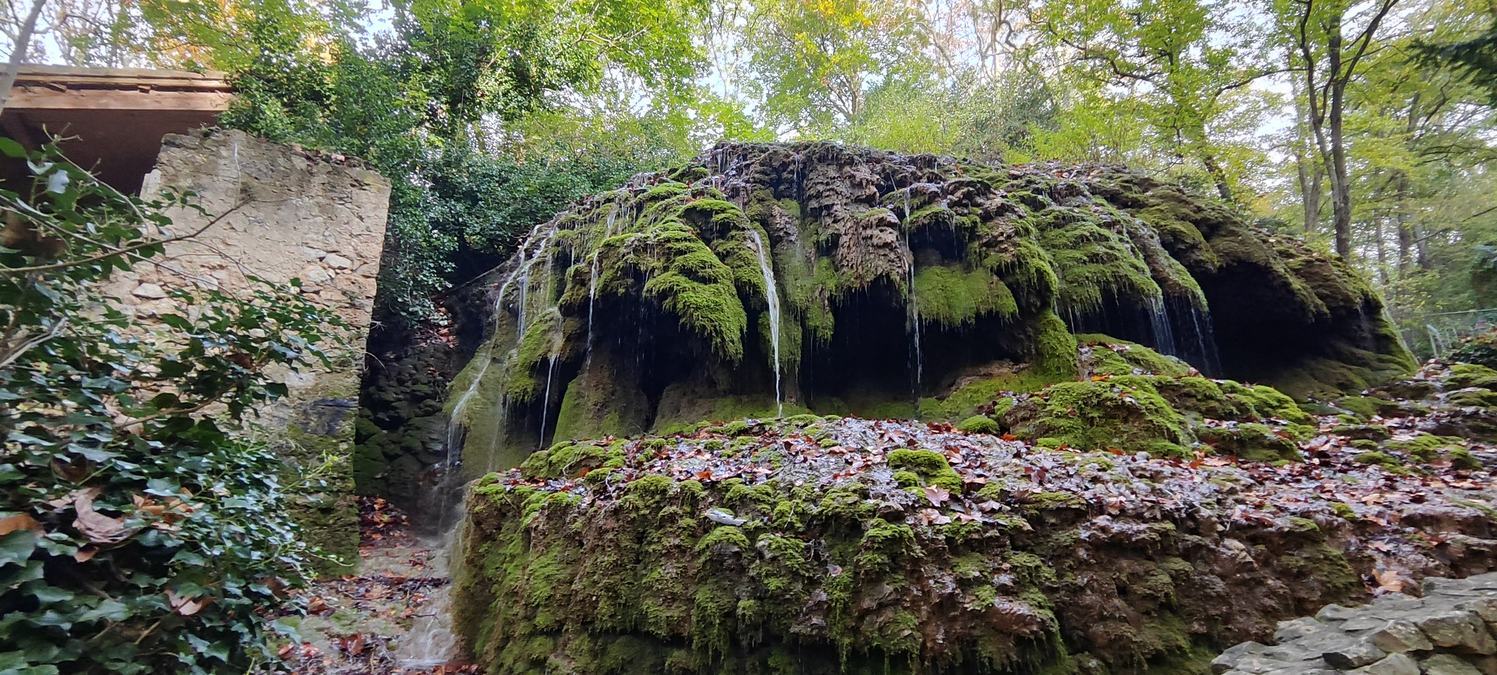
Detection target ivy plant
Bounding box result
[0,139,339,673]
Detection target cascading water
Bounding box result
[537,350,560,444]
[746,228,784,417]
[1146,294,1178,360]
[586,251,601,357]
[902,188,923,395]
[397,222,564,668]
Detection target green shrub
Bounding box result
[0,142,337,673]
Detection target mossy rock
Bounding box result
[437,141,1413,482]
[1447,363,1497,390]
[1003,377,1192,457]
[1195,424,1300,462]
[1078,334,1193,378]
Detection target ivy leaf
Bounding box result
[77,599,129,623]
[0,531,38,567]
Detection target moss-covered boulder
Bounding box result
[442,142,1412,470]
[451,417,1496,674]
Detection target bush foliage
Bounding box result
[0,141,337,673]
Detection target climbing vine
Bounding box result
[0,141,337,673]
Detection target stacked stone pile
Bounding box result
[1213,573,1497,674]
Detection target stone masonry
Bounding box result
[104,127,390,575]
[1213,573,1497,674]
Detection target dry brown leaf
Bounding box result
[73,487,136,545]
[923,485,950,507]
[0,512,40,536]
[166,589,212,616]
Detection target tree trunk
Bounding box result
[1394,94,1420,278]
[1289,49,1323,233]
[1374,215,1389,285]
[1327,34,1353,260]
[1394,170,1414,279]
[0,0,47,115]
[1201,152,1233,202]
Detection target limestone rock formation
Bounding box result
[444,142,1413,471]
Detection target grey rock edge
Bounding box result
[1212,572,1497,675]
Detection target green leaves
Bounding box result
[0,142,325,673]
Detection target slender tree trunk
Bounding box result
[1327,34,1353,260]
[1374,214,1389,285]
[0,0,47,115]
[1200,151,1233,202]
[1394,94,1420,278]
[1395,177,1413,276]
[1289,48,1323,233]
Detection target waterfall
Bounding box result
[1183,301,1223,377]
[1146,294,1178,359]
[537,351,560,445]
[902,188,923,395]
[746,229,784,417]
[585,251,601,358]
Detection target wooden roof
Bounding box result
[2,65,235,192]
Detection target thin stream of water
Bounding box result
[746,229,783,417]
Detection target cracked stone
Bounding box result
[1419,654,1484,675]
[1347,653,1420,675]
[1370,619,1435,653]
[1275,617,1328,642]
[1416,611,1497,654]
[1322,638,1387,669]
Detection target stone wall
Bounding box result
[1213,573,1497,674]
[105,128,390,575]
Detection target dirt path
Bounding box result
[279,498,474,675]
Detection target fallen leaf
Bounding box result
[0,513,40,536]
[73,488,136,545]
[166,589,212,616]
[1372,568,1407,594]
[923,485,950,507]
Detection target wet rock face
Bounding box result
[446,142,1413,469]
[1212,573,1497,675]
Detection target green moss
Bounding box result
[639,226,748,362]
[1446,363,1497,390]
[521,441,625,480]
[1448,388,1497,408]
[1004,377,1191,456]
[957,415,1001,435]
[1027,311,1080,379]
[912,264,1018,327]
[1448,447,1482,470]
[1021,491,1086,514]
[1216,381,1313,424]
[1334,395,1384,420]
[1195,424,1299,462]
[925,367,1059,421]
[887,449,964,492]
[1383,433,1464,460]
[854,517,920,572]
[1354,451,1401,468]
[1078,334,1192,377]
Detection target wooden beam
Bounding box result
[5,86,233,113]
[11,64,230,91]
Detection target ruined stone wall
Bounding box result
[105,128,390,574]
